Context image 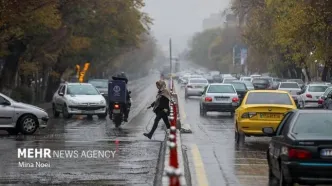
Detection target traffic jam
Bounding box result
[176,70,332,186]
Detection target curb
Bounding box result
[162,129,187,186]
[174,84,192,134]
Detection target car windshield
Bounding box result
[279,83,299,89]
[242,78,251,81]
[67,85,100,95]
[244,81,254,87]
[207,85,235,93]
[287,79,303,84]
[292,113,332,135]
[230,83,247,91]
[323,88,332,96]
[189,79,208,84]
[246,92,292,105]
[308,86,328,92]
[252,79,269,84]
[88,80,108,88]
[223,78,237,83]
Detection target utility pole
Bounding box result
[169,38,172,75]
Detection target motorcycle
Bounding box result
[109,91,131,127]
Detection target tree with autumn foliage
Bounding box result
[0,0,155,103]
[231,0,332,80]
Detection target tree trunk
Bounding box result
[305,65,311,82]
[0,40,26,92]
[322,65,328,81]
[44,64,66,102]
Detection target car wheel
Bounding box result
[98,112,107,119]
[268,166,278,186]
[62,104,72,119]
[52,104,60,117]
[235,127,245,144]
[199,105,206,116]
[279,166,293,186]
[6,128,19,135]
[19,115,38,135]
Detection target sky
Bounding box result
[142,0,231,56]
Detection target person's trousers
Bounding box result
[148,111,170,136]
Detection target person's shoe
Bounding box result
[123,118,128,122]
[143,133,152,139]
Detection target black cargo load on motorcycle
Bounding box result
[108,79,127,104]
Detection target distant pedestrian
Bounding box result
[144,80,171,139]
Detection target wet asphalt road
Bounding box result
[177,83,271,186]
[177,82,332,186]
[0,73,167,186]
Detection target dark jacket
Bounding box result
[151,95,170,115]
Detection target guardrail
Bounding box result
[165,77,182,186]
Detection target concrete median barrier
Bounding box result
[161,78,188,186]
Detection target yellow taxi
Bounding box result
[235,90,297,143]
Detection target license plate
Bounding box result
[82,110,94,113]
[216,98,228,102]
[113,109,120,113]
[321,149,332,157]
[260,113,280,118]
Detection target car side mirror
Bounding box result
[100,92,105,95]
[328,94,332,99]
[128,91,131,94]
[296,91,301,95]
[262,127,275,136]
[59,92,64,96]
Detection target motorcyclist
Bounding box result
[110,72,131,122]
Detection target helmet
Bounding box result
[116,72,128,83]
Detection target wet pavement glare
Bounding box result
[0,74,167,185]
[177,83,271,186]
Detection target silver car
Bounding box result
[185,78,209,98]
[199,83,239,117]
[0,93,49,135]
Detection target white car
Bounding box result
[240,76,252,82]
[250,74,261,78]
[52,83,107,119]
[222,77,237,83]
[0,93,49,135]
[298,84,328,108]
[185,78,209,98]
[278,82,301,107]
[199,83,239,116]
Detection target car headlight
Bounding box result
[100,100,106,104]
[68,99,79,105]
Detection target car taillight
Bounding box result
[241,112,256,118]
[205,97,212,102]
[288,148,311,159]
[306,94,312,98]
[187,85,193,88]
[318,99,323,104]
[114,104,120,109]
[232,97,239,102]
